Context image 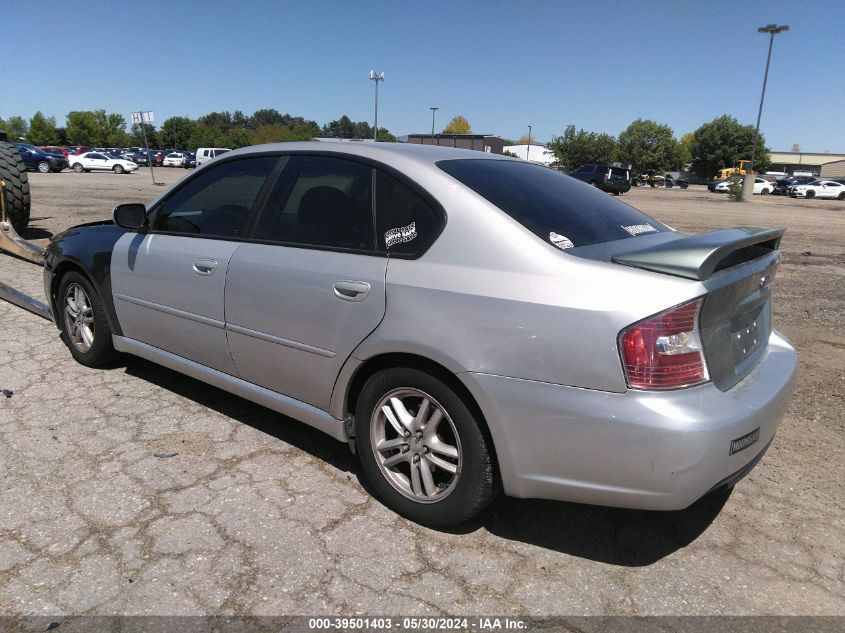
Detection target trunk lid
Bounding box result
[591,226,784,391]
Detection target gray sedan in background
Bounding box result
[44,142,797,526]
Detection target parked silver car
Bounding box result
[44,142,797,526]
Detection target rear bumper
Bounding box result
[460,330,797,510]
[599,181,631,193]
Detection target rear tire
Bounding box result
[0,142,31,232]
[838,192,845,200]
[73,163,84,173]
[355,368,499,526]
[761,188,770,195]
[57,271,119,368]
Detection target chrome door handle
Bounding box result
[333,280,371,302]
[192,259,218,276]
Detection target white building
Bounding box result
[503,144,555,165]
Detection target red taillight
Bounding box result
[619,298,709,389]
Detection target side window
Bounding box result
[153,157,278,238]
[376,170,441,256]
[253,155,375,251]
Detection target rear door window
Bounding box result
[438,159,669,249]
[376,170,442,256]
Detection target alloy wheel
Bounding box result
[370,388,462,503]
[64,283,95,353]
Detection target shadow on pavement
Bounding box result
[123,356,729,566]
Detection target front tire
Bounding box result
[806,190,815,199]
[72,163,84,173]
[57,271,118,367]
[761,188,770,195]
[37,161,51,174]
[355,368,498,526]
[113,164,125,174]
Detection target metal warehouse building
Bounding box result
[407,134,504,154]
[819,159,845,179]
[769,150,845,176]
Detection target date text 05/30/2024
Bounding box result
[307,617,528,630]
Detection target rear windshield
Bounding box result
[437,159,669,249]
[609,167,629,180]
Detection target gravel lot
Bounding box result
[0,167,842,618]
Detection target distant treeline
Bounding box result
[0,109,397,150]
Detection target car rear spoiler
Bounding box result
[612,226,784,281]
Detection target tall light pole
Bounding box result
[743,24,788,200]
[430,107,439,145]
[526,125,532,161]
[369,70,384,141]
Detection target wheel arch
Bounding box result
[337,352,502,474]
[49,256,123,336]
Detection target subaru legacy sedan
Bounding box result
[43,142,797,526]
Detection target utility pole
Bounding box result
[369,70,384,141]
[430,107,439,146]
[743,24,788,201]
[526,125,532,161]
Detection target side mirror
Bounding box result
[113,203,147,230]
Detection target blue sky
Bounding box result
[7,0,844,151]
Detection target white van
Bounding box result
[196,147,231,166]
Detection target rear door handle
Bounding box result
[333,280,370,302]
[192,258,218,276]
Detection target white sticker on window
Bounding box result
[549,232,574,250]
[385,222,417,248]
[622,223,658,236]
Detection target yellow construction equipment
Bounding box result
[715,160,752,181]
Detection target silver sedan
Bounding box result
[44,142,797,526]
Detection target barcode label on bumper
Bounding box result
[730,427,760,455]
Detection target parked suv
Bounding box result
[569,164,631,194]
[12,143,69,173]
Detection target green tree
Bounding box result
[102,112,130,147]
[618,119,678,173]
[187,124,223,150]
[130,123,160,148]
[674,132,694,170]
[322,115,357,138]
[197,111,233,131]
[66,111,100,145]
[160,116,198,149]
[27,111,57,145]
[689,115,770,178]
[377,128,397,142]
[223,127,252,148]
[6,115,29,141]
[546,125,618,170]
[443,115,471,134]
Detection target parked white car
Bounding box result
[714,177,772,195]
[163,152,186,167]
[69,152,139,174]
[790,180,845,200]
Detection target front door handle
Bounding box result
[192,258,218,276]
[333,280,371,302]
